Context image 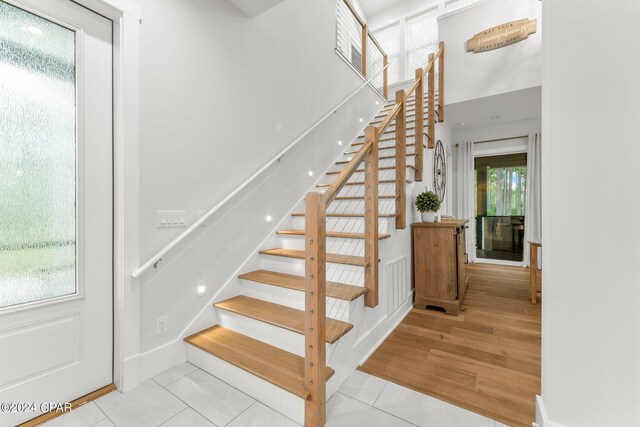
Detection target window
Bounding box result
[372,23,400,85]
[406,7,439,79]
[445,0,481,14]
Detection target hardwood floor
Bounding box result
[359,263,540,427]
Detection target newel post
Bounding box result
[395,90,406,230]
[304,192,326,427]
[361,24,368,77]
[383,55,388,99]
[438,41,445,123]
[428,54,436,149]
[364,126,379,308]
[414,68,424,182]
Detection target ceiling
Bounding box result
[446,86,542,131]
[358,0,406,18]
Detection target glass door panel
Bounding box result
[475,153,526,262]
[0,0,76,308]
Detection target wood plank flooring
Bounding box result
[359,263,540,427]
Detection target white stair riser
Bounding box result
[260,255,365,286]
[279,234,366,254]
[327,168,414,182]
[326,183,397,198]
[187,345,306,425]
[326,199,397,215]
[338,157,411,169]
[292,216,394,234]
[238,279,356,320]
[340,150,416,163]
[215,310,346,358]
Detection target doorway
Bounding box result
[0,0,113,424]
[474,153,527,263]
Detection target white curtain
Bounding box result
[456,141,476,262]
[523,133,542,267]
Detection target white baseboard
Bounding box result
[139,339,187,383]
[536,395,569,427]
[357,297,413,366]
[120,354,141,393]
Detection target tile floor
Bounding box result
[45,363,509,427]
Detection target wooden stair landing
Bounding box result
[214,295,353,343]
[184,325,334,399]
[259,247,368,267]
[238,269,368,301]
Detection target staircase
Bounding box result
[181,44,445,427]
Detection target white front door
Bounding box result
[0,0,113,424]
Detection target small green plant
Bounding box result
[415,191,441,213]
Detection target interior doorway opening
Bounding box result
[474,153,527,263]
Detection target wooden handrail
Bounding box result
[377,103,402,134]
[428,53,436,149]
[341,0,365,27]
[323,140,373,206]
[367,30,385,58]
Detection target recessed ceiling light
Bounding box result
[265,215,272,223]
[492,115,501,120]
[197,285,206,295]
[458,122,465,126]
[375,100,380,105]
[359,118,363,123]
[308,170,314,177]
[25,26,42,36]
[338,140,343,146]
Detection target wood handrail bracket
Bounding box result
[303,39,445,427]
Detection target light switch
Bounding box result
[157,211,188,228]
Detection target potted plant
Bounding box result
[415,191,441,223]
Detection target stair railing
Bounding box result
[303,41,445,427]
[338,0,389,98]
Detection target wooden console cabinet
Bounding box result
[412,219,469,315]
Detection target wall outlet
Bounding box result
[157,211,187,228]
[157,316,168,335]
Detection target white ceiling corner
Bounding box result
[228,0,285,18]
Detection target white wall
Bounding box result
[541,1,640,426]
[439,0,541,104]
[135,0,382,361]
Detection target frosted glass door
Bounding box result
[0,1,76,308]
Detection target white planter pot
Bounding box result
[421,211,437,223]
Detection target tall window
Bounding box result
[372,23,400,85]
[406,7,439,79]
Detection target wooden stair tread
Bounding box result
[291,212,397,218]
[326,165,415,175]
[214,295,353,344]
[184,325,334,399]
[344,143,424,155]
[336,154,415,164]
[355,133,429,144]
[277,230,390,240]
[316,179,411,187]
[259,247,369,267]
[334,195,398,200]
[358,125,420,138]
[238,269,369,300]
